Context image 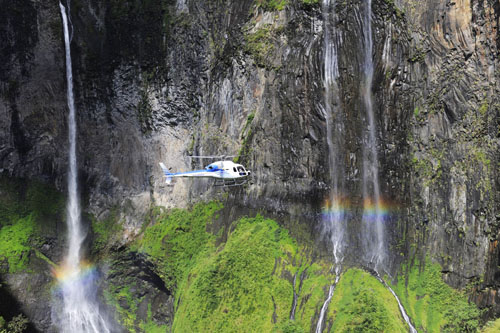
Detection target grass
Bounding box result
[173,215,300,332]
[135,203,335,332]
[0,214,34,273]
[328,269,408,332]
[390,258,481,332]
[293,262,333,327]
[482,318,500,332]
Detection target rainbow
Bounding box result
[321,196,351,222]
[52,261,98,290]
[362,197,403,223]
[321,196,400,222]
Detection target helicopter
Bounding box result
[159,155,251,187]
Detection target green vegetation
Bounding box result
[105,202,222,331]
[105,284,170,333]
[0,176,64,273]
[413,106,419,117]
[256,0,287,11]
[91,208,123,253]
[104,285,139,330]
[0,214,34,273]
[236,127,253,163]
[478,100,488,116]
[136,201,221,291]
[0,314,28,333]
[409,47,427,63]
[482,318,500,332]
[173,215,297,332]
[390,258,481,332]
[137,89,153,134]
[383,0,405,20]
[302,0,319,5]
[328,269,407,332]
[138,304,167,333]
[242,112,255,138]
[244,25,275,68]
[293,262,333,325]
[134,203,482,332]
[133,202,335,332]
[235,111,256,162]
[0,177,64,227]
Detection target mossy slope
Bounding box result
[173,216,296,332]
[391,259,481,332]
[0,176,64,273]
[482,318,500,333]
[327,268,408,333]
[132,202,484,333]
[133,202,335,332]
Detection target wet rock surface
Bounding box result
[103,249,174,331]
[0,0,498,326]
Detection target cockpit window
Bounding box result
[233,167,237,172]
[237,166,245,172]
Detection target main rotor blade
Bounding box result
[190,155,238,159]
[189,155,222,159]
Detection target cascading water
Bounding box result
[53,3,112,332]
[360,1,417,331]
[374,274,418,333]
[316,0,344,331]
[320,0,345,278]
[360,0,386,275]
[315,267,341,333]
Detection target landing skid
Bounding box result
[214,179,248,187]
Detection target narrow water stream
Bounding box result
[374,274,418,333]
[315,269,341,333]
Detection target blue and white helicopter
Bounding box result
[159,155,251,187]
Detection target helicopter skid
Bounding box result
[214,178,248,187]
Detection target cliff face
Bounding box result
[0,0,499,328]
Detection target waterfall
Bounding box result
[320,0,345,276]
[317,1,344,330]
[61,0,81,275]
[360,0,386,273]
[53,3,112,332]
[360,2,417,331]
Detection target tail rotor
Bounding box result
[159,163,173,184]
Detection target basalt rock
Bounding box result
[0,0,499,327]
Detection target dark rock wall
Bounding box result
[0,0,499,324]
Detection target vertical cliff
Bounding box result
[0,0,499,330]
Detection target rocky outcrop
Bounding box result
[103,249,174,332]
[0,0,498,327]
